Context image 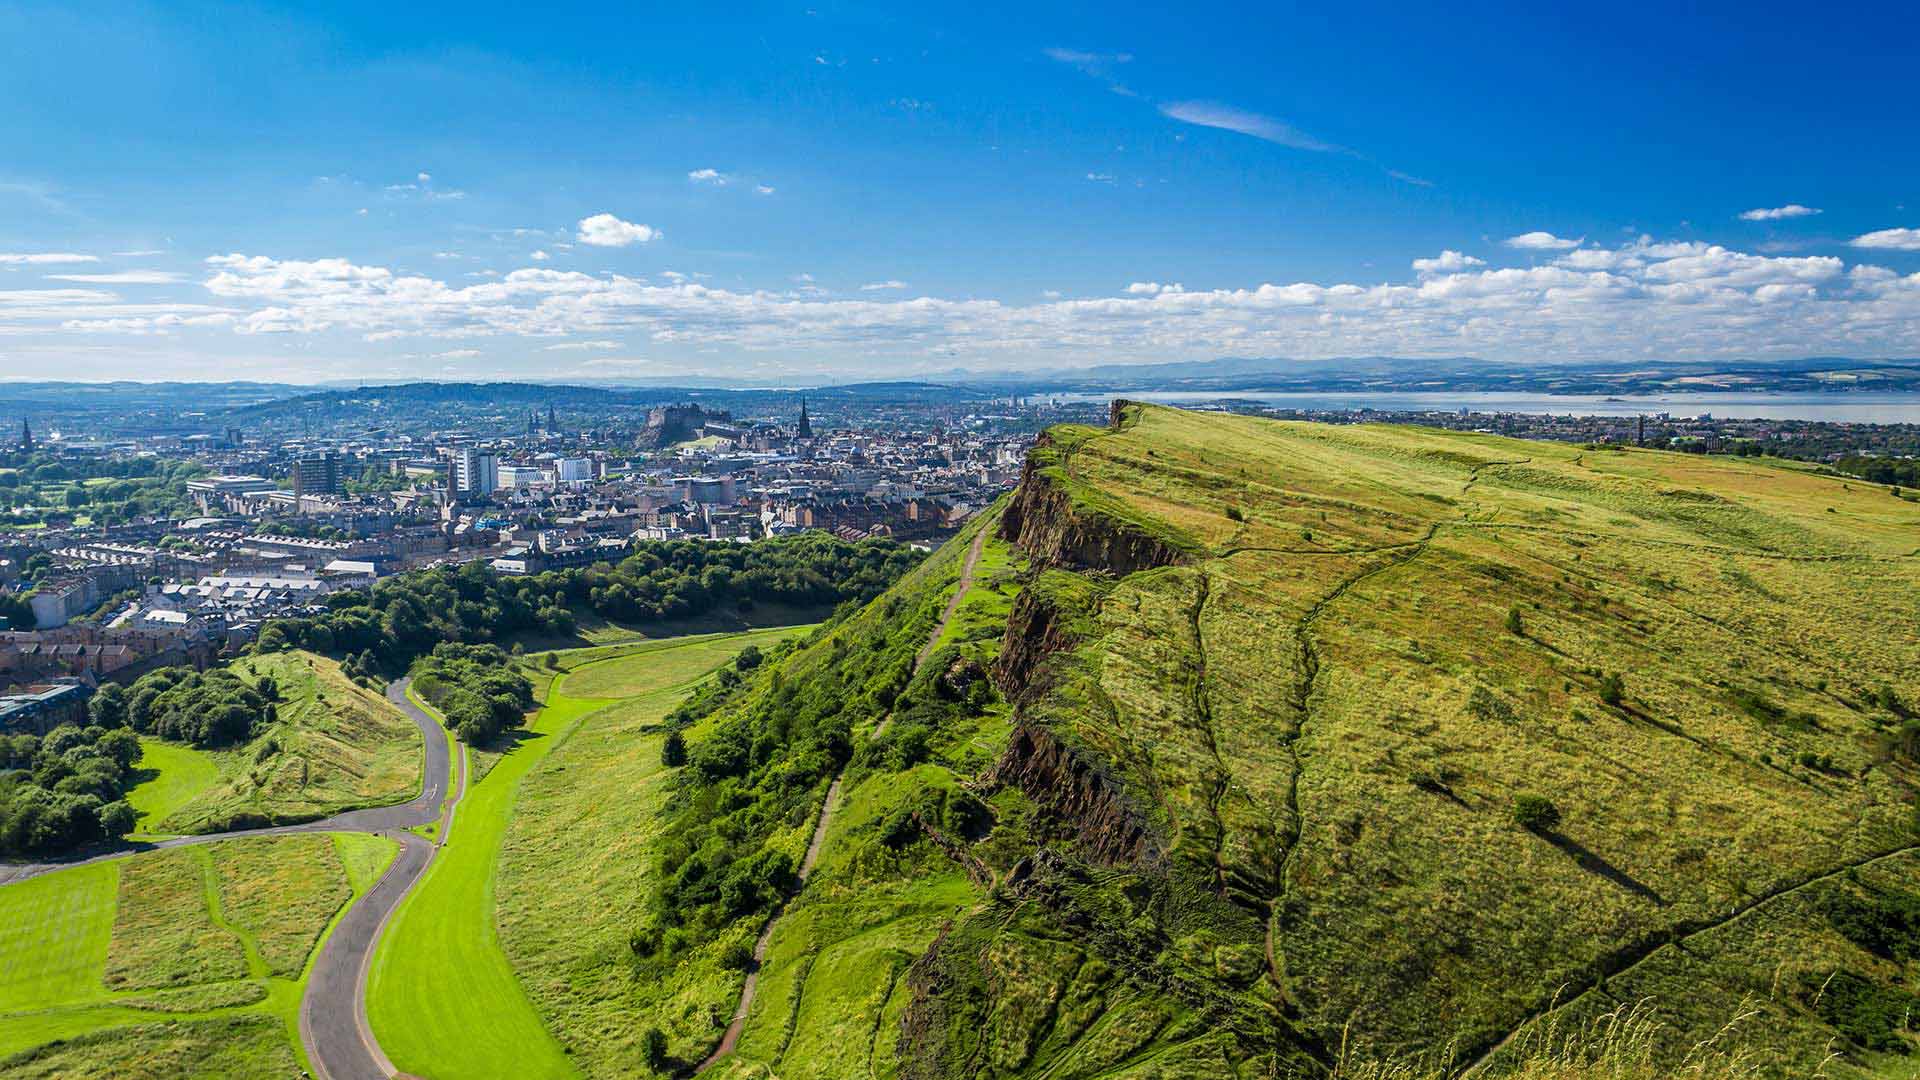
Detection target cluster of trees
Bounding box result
[0,722,141,855]
[410,643,533,744]
[1832,455,1920,489]
[0,455,204,528]
[108,669,277,747]
[631,593,938,960]
[258,533,922,675]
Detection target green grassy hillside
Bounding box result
[623,403,1920,1079]
[126,650,422,834]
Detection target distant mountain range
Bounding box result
[6,357,1920,418]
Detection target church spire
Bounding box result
[796,398,812,440]
[18,416,31,453]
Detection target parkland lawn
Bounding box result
[0,832,395,1072]
[366,626,810,1079]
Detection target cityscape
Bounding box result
[3,4,1920,1080]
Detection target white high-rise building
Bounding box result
[454,449,498,498]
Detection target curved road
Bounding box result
[0,676,460,1080]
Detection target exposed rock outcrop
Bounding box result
[996,433,1189,577]
[991,721,1159,867]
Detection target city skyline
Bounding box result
[2,2,1918,383]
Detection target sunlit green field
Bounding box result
[0,832,394,1071]
[132,650,421,834]
[493,626,812,1076]
[366,627,809,1079]
[124,739,220,837]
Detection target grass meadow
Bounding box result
[0,832,394,1071]
[368,628,808,1079]
[904,404,1920,1076]
[125,649,421,834]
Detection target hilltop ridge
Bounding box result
[597,402,1920,1078]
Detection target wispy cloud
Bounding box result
[860,280,909,291]
[1850,227,1920,252]
[1086,172,1116,183]
[0,252,98,265]
[45,271,184,284]
[1043,47,1136,96]
[1739,204,1821,221]
[1158,101,1341,153]
[688,168,730,186]
[575,214,658,247]
[543,339,621,351]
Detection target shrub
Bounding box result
[1513,793,1561,833]
[1598,671,1626,707]
[641,1026,669,1072]
[1505,606,1524,635]
[718,940,754,971]
[660,730,687,768]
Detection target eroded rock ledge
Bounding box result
[990,721,1159,867]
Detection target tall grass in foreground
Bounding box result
[1331,998,1822,1080]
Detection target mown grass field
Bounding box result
[891,404,1920,1077]
[0,832,394,1070]
[132,649,421,833]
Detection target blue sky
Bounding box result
[2,1,1917,383]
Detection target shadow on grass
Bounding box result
[1543,831,1668,907]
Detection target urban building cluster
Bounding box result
[0,399,1030,722]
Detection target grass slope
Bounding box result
[492,627,812,1077]
[0,832,395,1066]
[123,740,219,838]
[147,650,421,833]
[894,404,1920,1077]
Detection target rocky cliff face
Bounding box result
[991,721,1160,868]
[995,433,1189,578]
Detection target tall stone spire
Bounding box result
[18,416,31,453]
[796,399,813,440]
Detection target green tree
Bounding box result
[641,1027,669,1072]
[661,730,687,768]
[1513,793,1561,833]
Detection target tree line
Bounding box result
[257,532,923,675]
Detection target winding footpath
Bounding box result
[0,676,462,1080]
[697,524,992,1073]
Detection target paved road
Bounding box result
[0,675,459,1080]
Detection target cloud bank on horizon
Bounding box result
[7,222,1920,380]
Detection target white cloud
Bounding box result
[417,172,432,183]
[45,271,184,284]
[861,280,909,291]
[1411,250,1485,274]
[0,253,97,265]
[543,340,621,351]
[112,250,165,257]
[530,250,550,262]
[1158,101,1339,153]
[1851,228,1920,252]
[433,349,479,359]
[1739,204,1821,221]
[688,168,730,186]
[576,213,658,247]
[1086,173,1115,183]
[1505,231,1582,251]
[755,185,775,196]
[434,252,462,260]
[19,236,1920,370]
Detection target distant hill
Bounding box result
[601,402,1920,1077]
